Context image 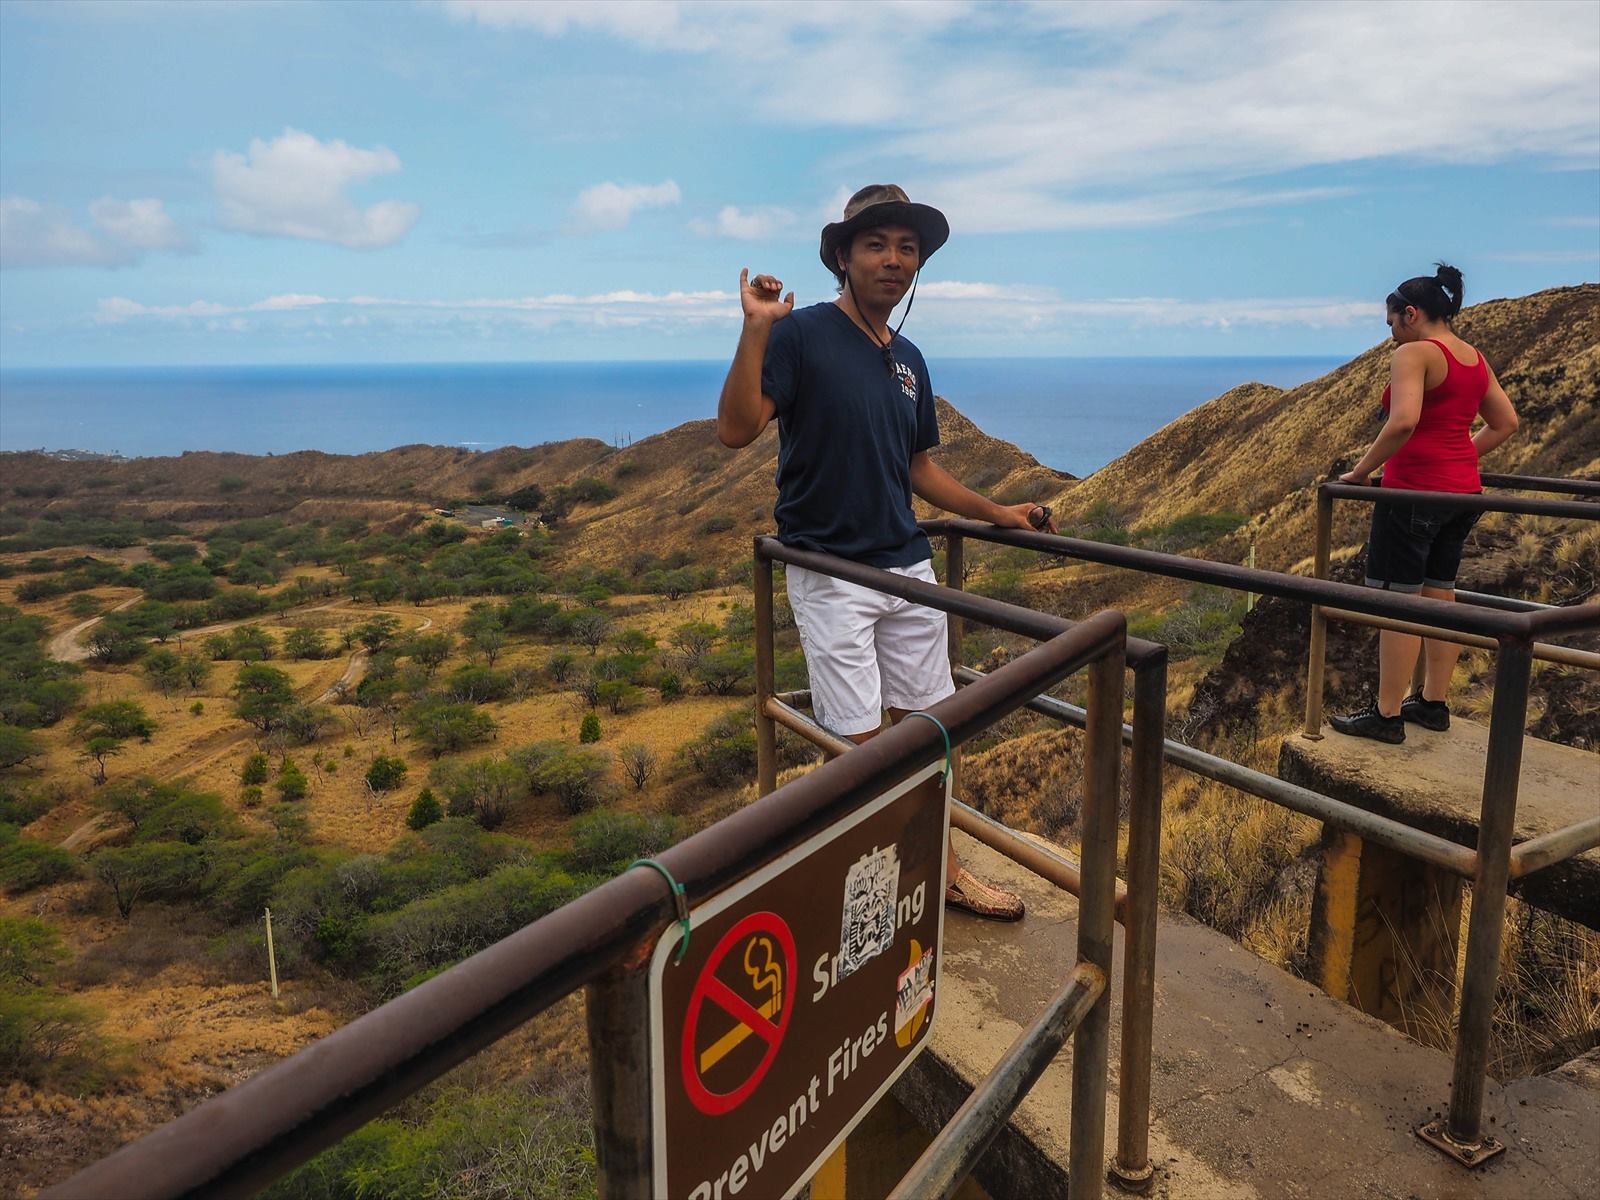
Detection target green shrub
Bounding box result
[0,916,109,1087]
[276,759,309,801]
[405,698,497,757]
[92,842,207,918]
[566,810,677,873]
[579,711,602,744]
[365,756,409,794]
[0,830,77,894]
[240,785,264,808]
[241,752,270,786]
[0,787,51,826]
[406,789,442,831]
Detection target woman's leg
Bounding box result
[1377,627,1423,717]
[1418,584,1461,701]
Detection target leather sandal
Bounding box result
[945,866,1025,921]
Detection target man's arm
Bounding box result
[910,452,1058,532]
[717,268,792,448]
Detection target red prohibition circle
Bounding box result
[680,911,797,1116]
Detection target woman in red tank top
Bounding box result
[1331,264,1519,743]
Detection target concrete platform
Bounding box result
[890,831,1600,1199]
[1280,718,1600,927]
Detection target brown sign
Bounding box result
[649,763,949,1200]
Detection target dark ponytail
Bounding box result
[1388,262,1464,321]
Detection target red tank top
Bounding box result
[1380,338,1487,492]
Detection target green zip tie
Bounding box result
[902,711,953,783]
[630,857,691,964]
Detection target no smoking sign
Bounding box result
[649,763,948,1200]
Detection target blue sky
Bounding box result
[1,0,1596,367]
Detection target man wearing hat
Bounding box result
[717,184,1057,921]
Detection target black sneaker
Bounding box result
[1330,704,1405,744]
[1400,692,1450,732]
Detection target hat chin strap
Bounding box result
[844,269,920,374]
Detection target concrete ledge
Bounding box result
[1280,718,1600,928]
[911,831,1600,1198]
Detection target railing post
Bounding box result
[1111,655,1167,1193]
[754,539,778,797]
[945,531,965,800]
[587,960,655,1198]
[1302,487,1334,738]
[1072,636,1125,1200]
[1421,636,1533,1165]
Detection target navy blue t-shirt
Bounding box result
[760,303,939,567]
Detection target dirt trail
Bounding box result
[47,595,142,662]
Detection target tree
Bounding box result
[365,756,408,794]
[231,664,296,732]
[228,625,275,663]
[355,614,402,653]
[79,736,123,785]
[545,653,576,684]
[74,700,157,742]
[430,757,527,829]
[503,483,545,512]
[672,621,719,667]
[693,647,755,696]
[203,633,233,660]
[92,843,204,919]
[596,680,641,714]
[405,699,497,757]
[408,632,452,677]
[86,617,145,664]
[179,654,212,693]
[282,626,329,661]
[572,610,611,655]
[523,743,611,814]
[620,743,657,791]
[406,788,442,830]
[141,648,184,698]
[0,725,43,771]
[579,711,602,744]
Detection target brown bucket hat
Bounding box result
[819,184,950,276]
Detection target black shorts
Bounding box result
[1365,497,1481,593]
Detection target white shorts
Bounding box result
[785,559,955,737]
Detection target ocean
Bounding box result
[0,357,1347,478]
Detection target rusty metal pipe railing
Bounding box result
[886,962,1107,1200]
[1478,472,1600,497]
[951,797,1131,922]
[49,614,1126,1200]
[1072,643,1126,1200]
[1435,637,1534,1154]
[1319,607,1600,670]
[953,667,1483,882]
[1509,816,1600,879]
[925,519,1532,641]
[1318,480,1600,519]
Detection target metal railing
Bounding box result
[901,470,1598,1169]
[754,536,1170,1194]
[46,606,1132,1200]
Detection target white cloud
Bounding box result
[87,197,193,253]
[439,1,1599,231]
[92,283,1379,336]
[1,195,191,269]
[570,180,681,232]
[691,205,798,240]
[211,128,419,248]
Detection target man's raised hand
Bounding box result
[740,268,794,325]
